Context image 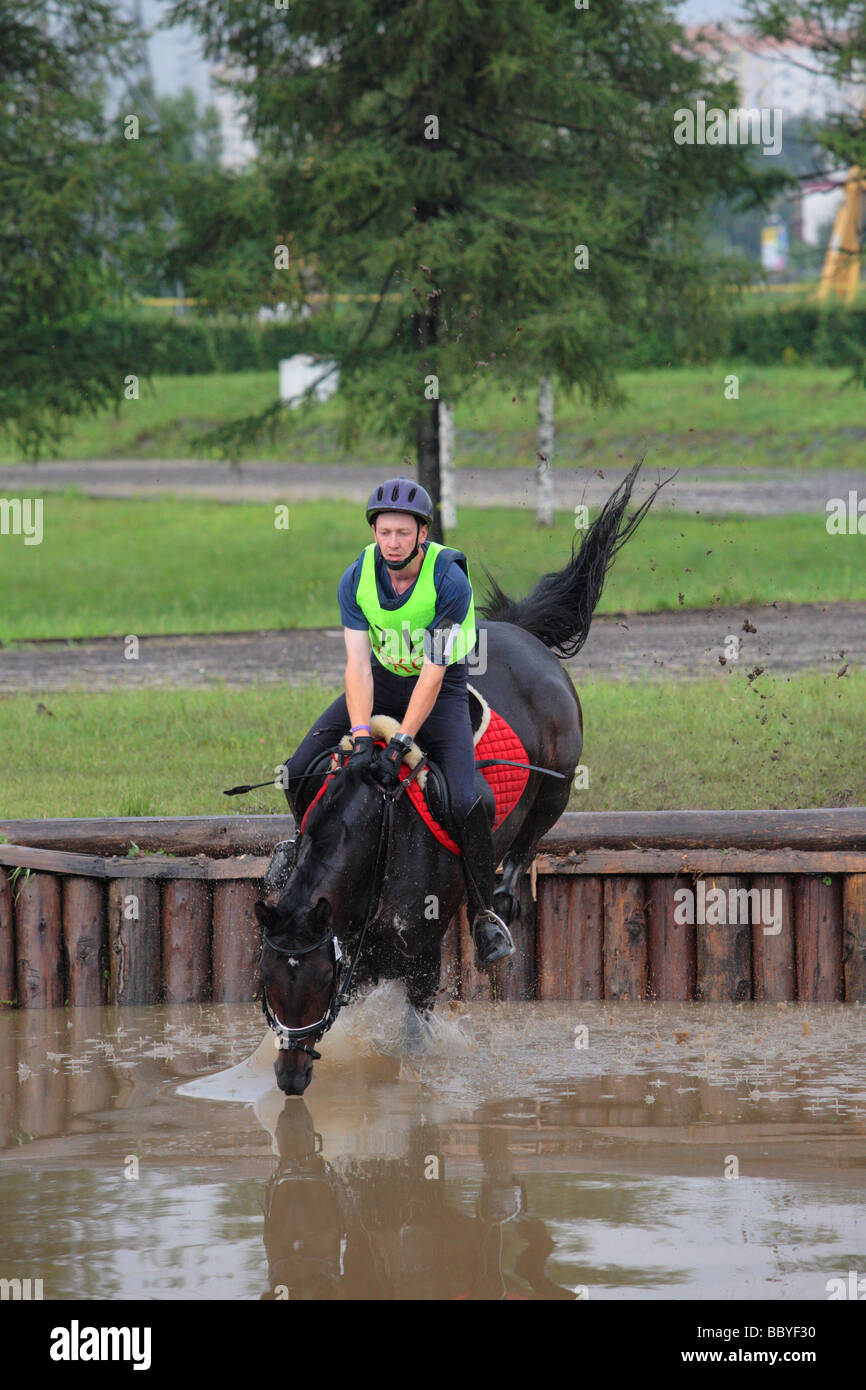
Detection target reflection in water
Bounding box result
[0,997,865,1299]
[263,1102,572,1299]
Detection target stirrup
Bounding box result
[471,908,516,965]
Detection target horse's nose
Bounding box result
[275,1057,312,1096]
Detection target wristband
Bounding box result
[351,724,371,734]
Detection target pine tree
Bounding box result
[169,0,784,531]
[0,2,139,459]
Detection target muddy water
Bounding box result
[1,993,864,1301]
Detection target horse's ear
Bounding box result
[254,901,278,931]
[313,896,332,928]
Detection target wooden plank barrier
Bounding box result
[108,878,161,1006]
[15,873,63,1009]
[795,877,843,1002]
[645,875,695,1001]
[751,874,796,1002]
[603,877,647,1001]
[63,877,106,1007]
[0,868,15,1009]
[162,880,211,1004]
[695,875,752,1003]
[212,881,261,1004]
[843,874,866,1002]
[0,810,863,1007]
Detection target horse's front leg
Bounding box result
[404,942,442,1051]
[406,940,441,1016]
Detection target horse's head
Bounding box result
[255,757,388,1095]
[256,892,339,1095]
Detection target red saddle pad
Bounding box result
[301,708,530,855]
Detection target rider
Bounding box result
[282,476,514,966]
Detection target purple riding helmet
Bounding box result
[365,477,434,570]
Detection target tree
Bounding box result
[106,82,225,298]
[0,2,139,459]
[167,0,785,533]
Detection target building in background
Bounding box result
[206,67,257,169]
[686,24,864,250]
[140,0,256,168]
[685,23,861,120]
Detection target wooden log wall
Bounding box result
[0,811,865,1008]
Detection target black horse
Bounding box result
[255,461,669,1094]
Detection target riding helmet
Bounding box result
[366,477,433,527]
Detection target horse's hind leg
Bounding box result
[493,775,573,925]
[493,852,529,925]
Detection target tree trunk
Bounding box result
[439,401,457,530]
[413,308,443,541]
[537,374,554,527]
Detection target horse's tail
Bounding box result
[477,458,673,659]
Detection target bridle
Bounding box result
[261,928,344,1060]
[260,749,429,1061]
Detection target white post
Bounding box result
[536,375,554,527]
[439,401,457,530]
[278,355,338,405]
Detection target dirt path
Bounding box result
[3,458,866,515]
[2,602,861,693]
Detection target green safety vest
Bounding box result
[355,540,477,675]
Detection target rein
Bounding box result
[260,753,428,1058]
[224,748,565,798]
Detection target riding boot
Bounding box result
[455,796,515,966]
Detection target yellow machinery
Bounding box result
[818,164,866,302]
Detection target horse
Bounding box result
[255,460,669,1094]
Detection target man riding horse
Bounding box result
[281,476,514,966]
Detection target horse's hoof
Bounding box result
[263,838,298,895]
[472,912,516,967]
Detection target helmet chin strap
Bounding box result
[381,519,421,571]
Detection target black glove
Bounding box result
[347,734,376,774]
[374,735,409,789]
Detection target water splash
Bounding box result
[176,980,476,1103]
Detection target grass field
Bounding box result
[0,671,861,819]
[2,365,865,470]
[2,497,863,643]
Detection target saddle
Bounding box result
[296,684,530,855]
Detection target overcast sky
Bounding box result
[678,0,745,20]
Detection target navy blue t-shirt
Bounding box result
[338,542,473,683]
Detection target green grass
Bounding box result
[2,497,864,644]
[1,672,862,818]
[2,364,865,470]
